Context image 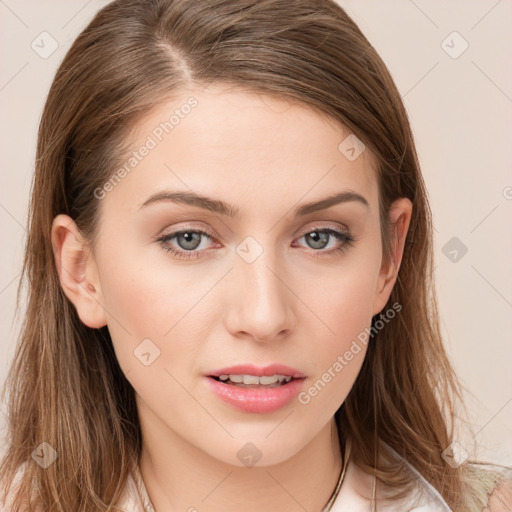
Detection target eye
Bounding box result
[156,228,217,260]
[293,227,356,257]
[156,225,356,260]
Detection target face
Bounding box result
[53,84,411,467]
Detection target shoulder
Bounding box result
[485,478,512,511]
[467,462,512,512]
[396,460,512,512]
[332,452,512,512]
[401,459,512,512]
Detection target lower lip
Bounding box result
[205,377,305,414]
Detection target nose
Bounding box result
[224,248,296,343]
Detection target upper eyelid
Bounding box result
[159,221,350,237]
[157,226,216,242]
[157,225,349,238]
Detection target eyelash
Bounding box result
[156,225,356,261]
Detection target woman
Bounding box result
[1,0,510,510]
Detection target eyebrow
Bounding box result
[139,190,369,217]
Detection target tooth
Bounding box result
[223,374,293,385]
[259,375,280,385]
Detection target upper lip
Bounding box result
[207,364,305,379]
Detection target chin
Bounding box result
[197,431,309,468]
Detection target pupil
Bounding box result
[307,231,328,249]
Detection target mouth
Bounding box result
[205,364,306,413]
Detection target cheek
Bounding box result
[312,286,372,386]
[299,249,381,402]
[102,267,169,330]
[297,278,374,417]
[312,254,380,343]
[95,242,222,388]
[94,242,188,369]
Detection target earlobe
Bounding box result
[51,214,107,329]
[372,198,413,315]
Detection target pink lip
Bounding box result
[205,364,306,414]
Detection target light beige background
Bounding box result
[1,1,511,464]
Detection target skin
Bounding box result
[52,84,412,511]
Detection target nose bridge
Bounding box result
[227,235,294,341]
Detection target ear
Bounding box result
[51,214,107,328]
[372,198,413,316]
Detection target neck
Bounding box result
[137,401,343,512]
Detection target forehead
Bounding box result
[105,84,378,217]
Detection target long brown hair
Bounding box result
[0,0,495,510]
